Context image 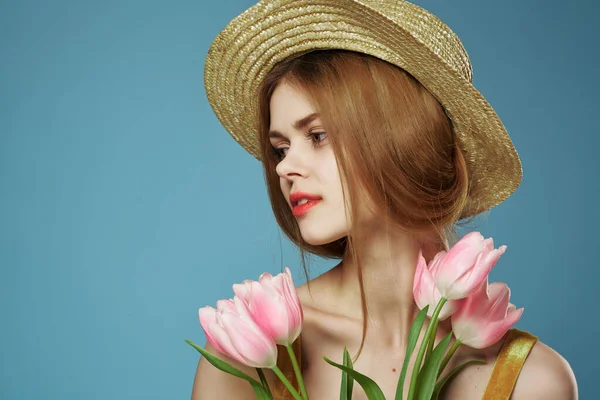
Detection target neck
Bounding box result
[331,226,447,350]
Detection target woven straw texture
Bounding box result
[204,0,522,219]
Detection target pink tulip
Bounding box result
[198,297,278,368]
[413,250,464,320]
[233,267,303,346]
[434,232,507,300]
[451,278,524,349]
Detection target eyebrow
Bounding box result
[268,112,320,140]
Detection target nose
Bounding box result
[275,145,308,181]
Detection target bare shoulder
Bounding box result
[511,340,578,400]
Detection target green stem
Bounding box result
[286,344,309,400]
[271,365,304,400]
[437,339,462,379]
[425,317,439,360]
[406,297,448,400]
[256,368,272,398]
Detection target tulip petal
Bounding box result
[199,306,245,362]
[470,307,524,348]
[283,270,303,326]
[232,282,251,302]
[199,306,222,352]
[413,250,462,320]
[209,320,248,362]
[413,250,438,317]
[437,235,506,300]
[485,283,512,321]
[247,283,289,341]
[451,277,524,349]
[232,294,255,322]
[225,268,304,349]
[258,272,273,283]
[434,234,486,299]
[428,250,446,277]
[269,276,287,297]
[221,311,277,368]
[413,250,429,311]
[438,298,465,321]
[284,267,301,307]
[442,232,487,274]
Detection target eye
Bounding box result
[271,146,288,161]
[270,131,328,162]
[310,131,328,144]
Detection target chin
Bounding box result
[299,226,347,246]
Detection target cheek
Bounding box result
[323,161,350,217]
[323,154,342,187]
[326,161,347,203]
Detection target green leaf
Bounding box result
[257,368,273,399]
[325,356,385,400]
[340,347,355,400]
[185,340,272,399]
[252,384,274,400]
[415,332,452,400]
[431,359,486,400]
[395,305,429,400]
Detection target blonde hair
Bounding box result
[257,50,476,362]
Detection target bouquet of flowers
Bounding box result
[186,232,523,399]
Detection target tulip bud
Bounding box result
[198,297,278,368]
[434,232,507,300]
[234,267,303,346]
[413,250,464,320]
[451,278,524,349]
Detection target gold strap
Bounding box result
[481,328,539,400]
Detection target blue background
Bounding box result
[1,0,597,398]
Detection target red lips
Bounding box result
[289,191,322,207]
[289,191,322,217]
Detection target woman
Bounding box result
[193,1,577,399]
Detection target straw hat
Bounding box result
[204,0,522,219]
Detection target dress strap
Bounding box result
[481,328,539,400]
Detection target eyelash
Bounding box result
[271,131,328,161]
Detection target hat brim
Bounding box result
[204,0,522,219]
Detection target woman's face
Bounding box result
[268,81,349,245]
